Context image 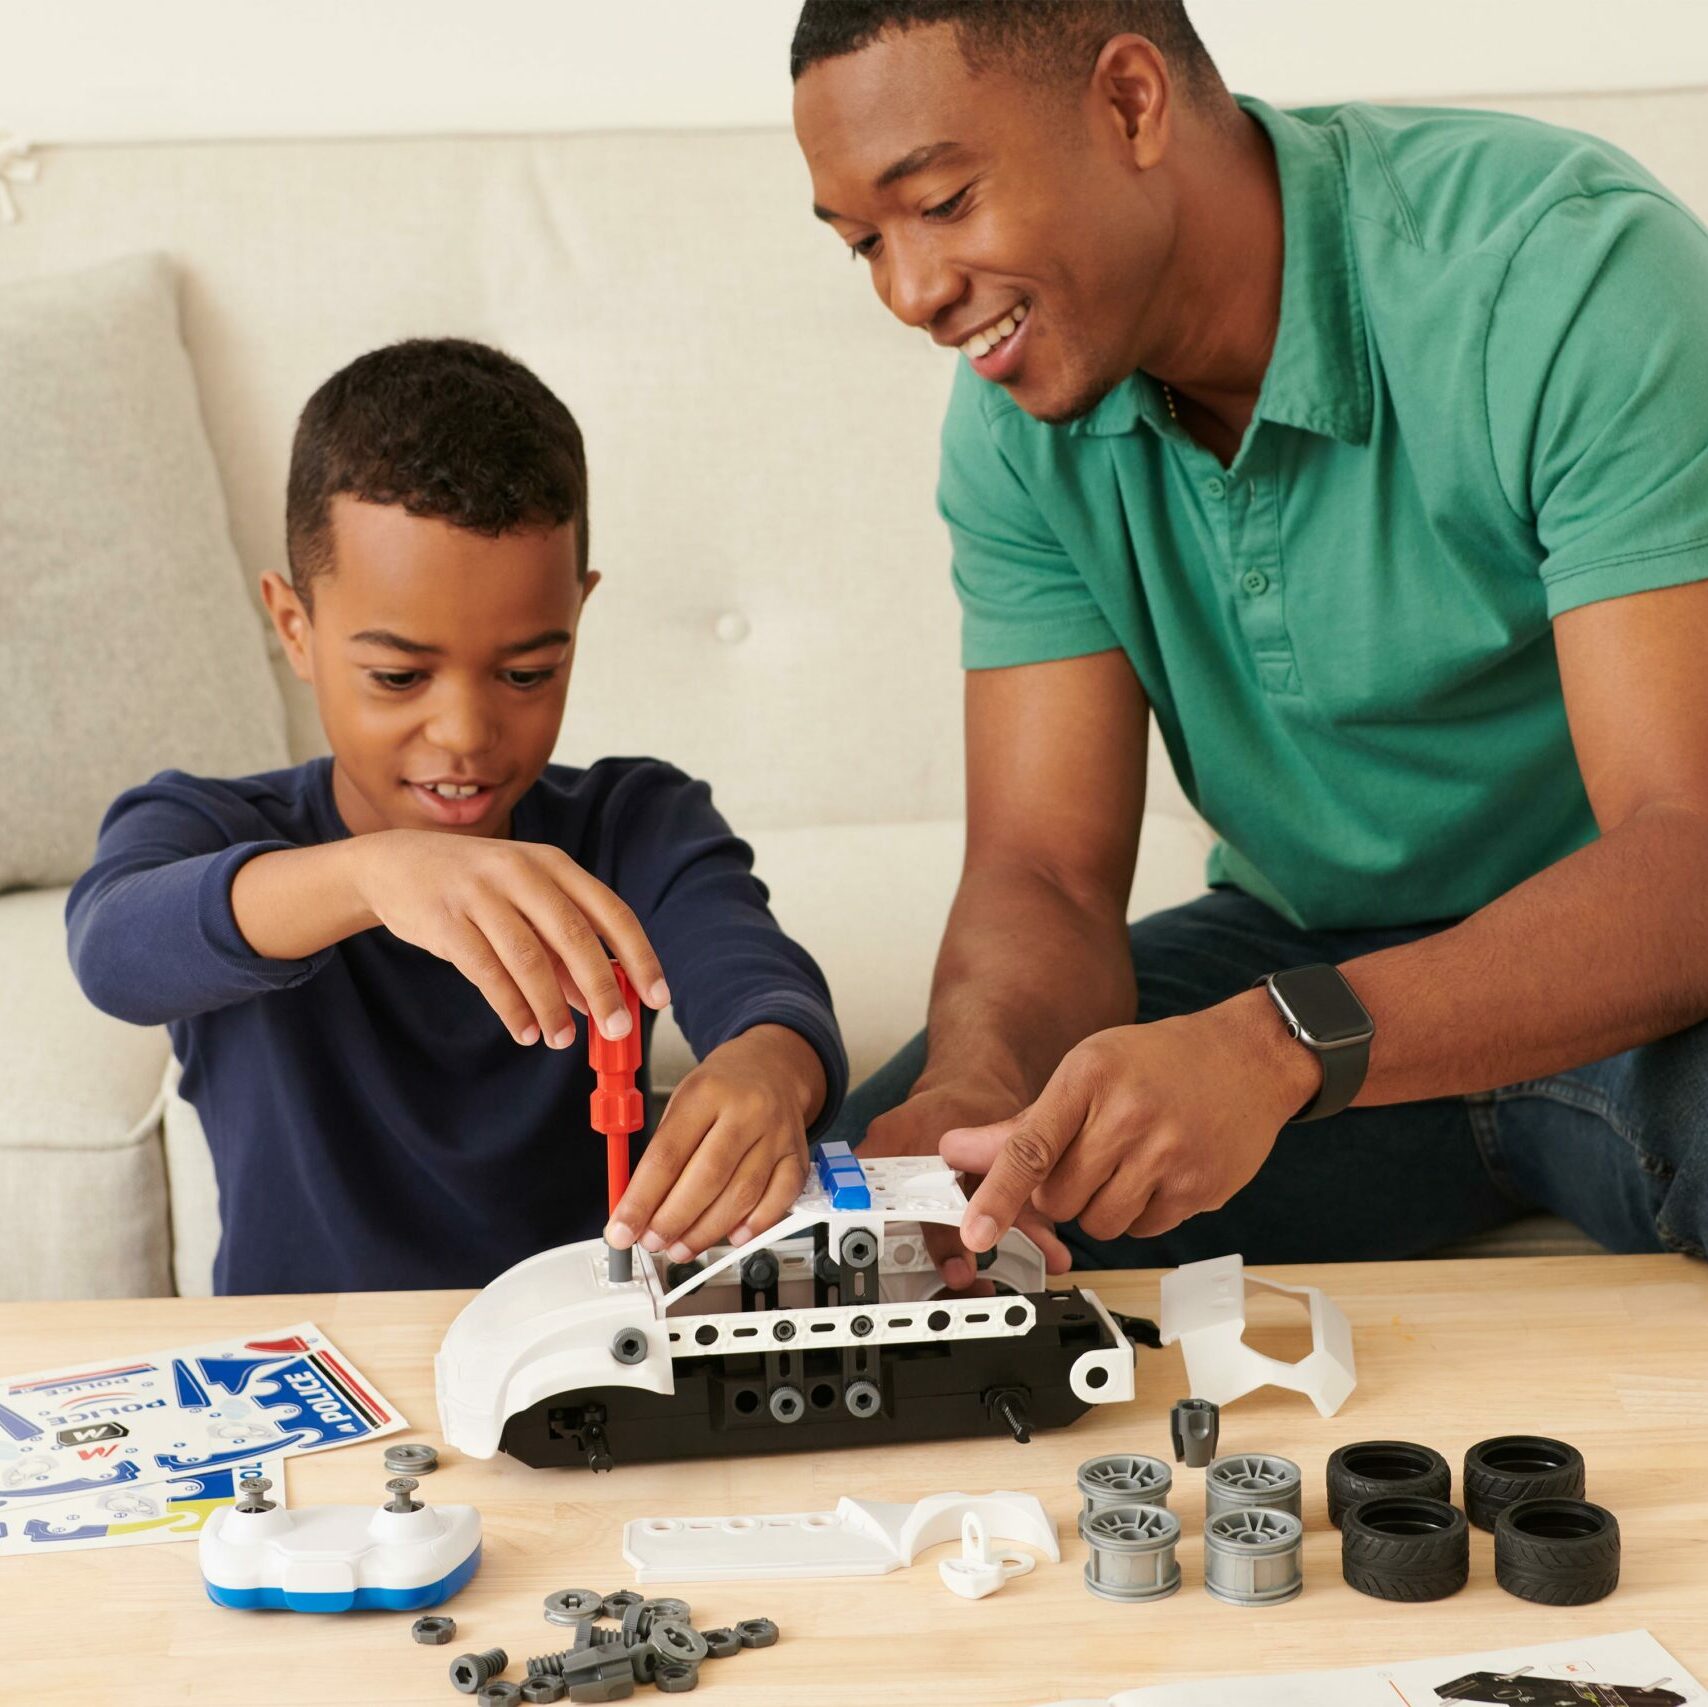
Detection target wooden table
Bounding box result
[3,1256,1705,1705]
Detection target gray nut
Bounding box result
[699,1627,741,1660]
[655,1662,700,1693]
[601,1590,643,1621]
[412,1614,456,1645]
[735,1617,780,1649]
[384,1441,440,1475]
[521,1677,567,1704]
[478,1685,523,1707]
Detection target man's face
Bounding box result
[264,496,593,839]
[794,23,1174,423]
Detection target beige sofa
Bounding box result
[6,86,1704,1299]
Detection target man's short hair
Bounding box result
[790,0,1221,94]
[285,337,589,602]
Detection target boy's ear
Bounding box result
[260,571,315,683]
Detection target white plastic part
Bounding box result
[622,1489,1059,1583]
[436,1158,1079,1460]
[938,1510,1037,1600]
[198,1495,481,1611]
[1158,1253,1356,1418]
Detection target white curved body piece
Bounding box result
[198,1497,482,1612]
[623,1489,1058,1584]
[1159,1253,1356,1417]
[938,1510,1038,1599]
[436,1157,1131,1461]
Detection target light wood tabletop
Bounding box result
[2,1255,1705,1705]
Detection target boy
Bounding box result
[66,338,846,1294]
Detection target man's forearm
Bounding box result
[229,840,378,961]
[1343,804,1708,1103]
[919,861,1136,1107]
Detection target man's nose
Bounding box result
[882,234,964,333]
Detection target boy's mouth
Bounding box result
[407,777,500,826]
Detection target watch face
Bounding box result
[1271,964,1373,1046]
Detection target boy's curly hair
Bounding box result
[285,338,588,602]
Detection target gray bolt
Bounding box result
[412,1615,456,1645]
[844,1379,882,1418]
[384,1476,422,1513]
[839,1228,879,1268]
[450,1649,509,1694]
[768,1385,805,1424]
[609,1329,647,1366]
[234,1476,275,1514]
[771,1318,796,1342]
[606,1241,633,1285]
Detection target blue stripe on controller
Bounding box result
[202,1540,481,1613]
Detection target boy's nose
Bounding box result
[424,697,499,757]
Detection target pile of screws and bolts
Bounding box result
[439,1590,779,1700]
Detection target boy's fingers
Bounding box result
[510,874,627,1042]
[546,950,590,1018]
[549,858,671,1012]
[670,1144,786,1260]
[643,1116,762,1251]
[439,916,543,1046]
[471,900,577,1049]
[721,1150,809,1249]
[606,1085,716,1245]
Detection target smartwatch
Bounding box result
[1253,963,1375,1124]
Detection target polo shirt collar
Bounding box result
[1076,95,1373,445]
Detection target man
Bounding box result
[792,0,1708,1285]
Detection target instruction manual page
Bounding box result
[1043,1630,1700,1707]
[0,1321,403,1555]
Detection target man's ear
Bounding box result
[260,571,315,684]
[1094,33,1172,170]
[580,568,602,605]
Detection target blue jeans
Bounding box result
[825,888,1708,1266]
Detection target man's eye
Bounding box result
[369,670,422,691]
[923,187,969,222]
[503,668,557,689]
[849,233,881,261]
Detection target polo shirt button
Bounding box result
[1205,476,1226,498]
[1242,569,1269,595]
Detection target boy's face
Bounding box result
[262,497,596,839]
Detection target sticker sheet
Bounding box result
[0,1322,404,1555]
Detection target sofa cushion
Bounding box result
[0,252,287,889]
[0,888,172,1298]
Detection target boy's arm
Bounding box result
[595,763,848,1258]
[66,774,339,1026]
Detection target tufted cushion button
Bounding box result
[714,612,751,644]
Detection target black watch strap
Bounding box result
[1295,1035,1369,1123]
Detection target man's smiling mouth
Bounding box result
[957,297,1030,358]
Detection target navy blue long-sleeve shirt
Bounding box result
[65,757,847,1295]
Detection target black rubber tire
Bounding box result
[1463,1435,1585,1531]
[1340,1496,1469,1602]
[1326,1441,1451,1528]
[1494,1497,1621,1605]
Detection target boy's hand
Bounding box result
[351,829,669,1047]
[605,1025,827,1263]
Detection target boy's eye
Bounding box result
[369,670,423,691]
[503,668,557,689]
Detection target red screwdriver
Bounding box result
[589,963,644,1279]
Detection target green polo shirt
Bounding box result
[941,97,1708,929]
